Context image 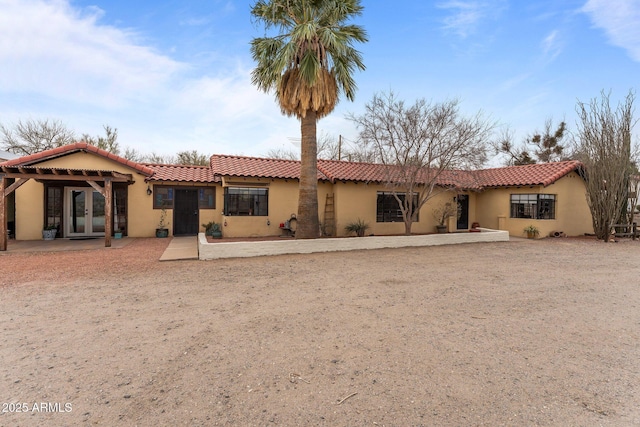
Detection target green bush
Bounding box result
[345,218,370,237]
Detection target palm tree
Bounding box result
[251,0,367,238]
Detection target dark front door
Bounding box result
[457,195,469,230]
[174,189,199,236]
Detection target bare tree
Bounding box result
[265,132,340,161]
[82,125,120,155]
[575,90,637,241]
[122,147,146,162]
[265,147,299,160]
[144,153,177,164]
[0,119,76,155]
[349,92,493,235]
[317,133,378,162]
[316,132,343,160]
[175,150,210,166]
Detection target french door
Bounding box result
[65,188,105,236]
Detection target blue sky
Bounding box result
[1,0,638,162]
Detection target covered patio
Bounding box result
[0,165,133,251]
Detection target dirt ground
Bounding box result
[1,237,639,426]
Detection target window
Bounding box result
[198,188,216,209]
[510,194,556,219]
[376,192,418,222]
[224,187,268,216]
[45,186,62,236]
[114,185,127,234]
[153,186,216,209]
[153,186,174,209]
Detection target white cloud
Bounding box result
[437,0,506,38]
[0,0,304,157]
[0,0,185,107]
[541,30,563,62]
[582,0,640,62]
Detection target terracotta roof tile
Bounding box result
[210,154,330,180]
[209,155,580,189]
[317,159,390,183]
[1,142,155,176]
[143,163,219,183]
[316,160,485,189]
[2,145,582,188]
[477,160,582,188]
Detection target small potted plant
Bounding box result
[433,202,456,233]
[202,221,222,239]
[42,224,58,240]
[156,208,169,238]
[344,218,370,237]
[524,224,540,239]
[114,228,123,239]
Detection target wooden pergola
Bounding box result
[0,165,133,251]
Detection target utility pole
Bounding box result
[338,135,342,161]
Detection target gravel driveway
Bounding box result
[1,237,639,426]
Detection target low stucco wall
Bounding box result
[198,228,509,260]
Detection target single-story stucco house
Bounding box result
[0,143,593,250]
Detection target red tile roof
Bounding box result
[317,159,391,183]
[317,160,484,189]
[477,160,582,188]
[210,154,330,181]
[143,163,219,183]
[2,144,583,189]
[210,155,581,189]
[1,142,155,176]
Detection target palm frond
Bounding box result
[250,0,367,118]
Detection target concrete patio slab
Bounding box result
[2,237,133,253]
[159,236,198,261]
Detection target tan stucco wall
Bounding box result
[12,151,593,241]
[15,179,44,240]
[475,172,593,238]
[333,182,471,236]
[13,152,221,239]
[220,177,299,238]
[146,181,223,238]
[220,179,474,238]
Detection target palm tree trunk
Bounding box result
[296,110,320,238]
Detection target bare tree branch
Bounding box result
[82,125,120,155]
[348,91,494,234]
[0,119,76,155]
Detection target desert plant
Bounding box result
[523,225,540,238]
[345,218,370,237]
[432,202,457,226]
[157,208,168,229]
[202,221,221,236]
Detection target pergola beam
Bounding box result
[104,178,112,248]
[86,180,105,196]
[4,178,28,196]
[0,167,133,251]
[0,176,7,251]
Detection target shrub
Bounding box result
[345,218,370,237]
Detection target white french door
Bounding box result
[65,188,106,237]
